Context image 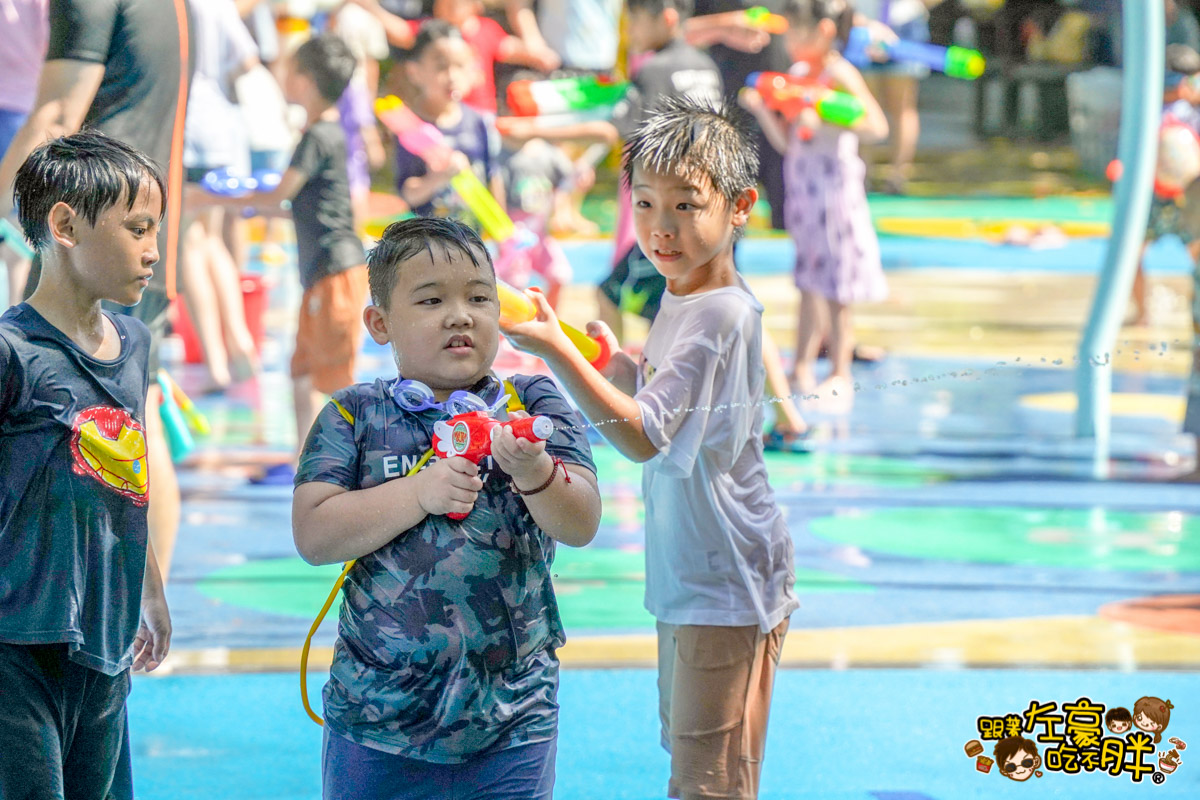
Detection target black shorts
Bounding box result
[598,244,666,322]
[0,643,132,800]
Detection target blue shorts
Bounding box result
[322,728,557,800]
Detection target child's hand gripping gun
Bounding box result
[745,71,865,140]
[432,410,555,519]
[506,74,630,118]
[375,96,522,244]
[843,26,985,80]
[496,280,612,369]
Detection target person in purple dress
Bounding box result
[742,0,889,405]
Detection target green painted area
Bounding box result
[581,191,1112,235]
[811,507,1200,572]
[196,548,870,632]
[762,449,954,488]
[591,444,951,493]
[865,195,1111,224]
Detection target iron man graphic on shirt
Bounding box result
[67,405,149,506]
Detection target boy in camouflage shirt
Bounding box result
[292,217,601,799]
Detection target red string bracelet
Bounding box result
[512,457,570,496]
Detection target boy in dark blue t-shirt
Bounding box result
[292,217,600,800]
[0,131,170,800]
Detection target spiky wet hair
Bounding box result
[621,95,759,210]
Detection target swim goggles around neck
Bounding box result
[390,376,509,417]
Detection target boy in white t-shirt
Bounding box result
[505,95,798,800]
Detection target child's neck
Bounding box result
[647,32,679,54]
[667,249,738,297]
[413,96,462,128]
[25,266,110,354]
[304,98,337,127]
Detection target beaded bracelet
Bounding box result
[512,457,571,497]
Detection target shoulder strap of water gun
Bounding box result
[503,379,526,413]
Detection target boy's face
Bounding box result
[630,163,753,294]
[364,245,500,400]
[1108,717,1131,734]
[627,8,674,54]
[283,58,312,106]
[61,180,162,307]
[432,0,478,26]
[1000,748,1038,782]
[407,38,478,106]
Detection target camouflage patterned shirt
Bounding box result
[296,374,595,763]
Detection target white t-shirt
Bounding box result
[855,0,928,27]
[634,279,798,633]
[537,0,621,71]
[184,0,259,172]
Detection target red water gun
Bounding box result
[746,71,865,141]
[432,411,555,519]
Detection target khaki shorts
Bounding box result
[657,619,789,800]
[291,266,368,394]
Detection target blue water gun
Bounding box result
[200,168,283,198]
[843,26,985,80]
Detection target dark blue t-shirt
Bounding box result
[393,104,500,226]
[296,373,594,763]
[0,304,152,676]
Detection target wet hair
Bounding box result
[627,0,694,20]
[993,736,1039,769]
[12,130,165,252]
[1106,707,1132,728]
[1133,697,1173,743]
[622,94,758,229]
[367,217,493,309]
[293,34,357,103]
[407,19,466,61]
[780,0,855,44]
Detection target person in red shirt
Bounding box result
[432,0,558,114]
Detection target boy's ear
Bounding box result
[663,8,679,29]
[47,201,79,249]
[818,17,838,42]
[363,304,391,345]
[732,186,758,227]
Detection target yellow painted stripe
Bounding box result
[150,616,1200,675]
[330,399,355,425]
[1021,391,1185,422]
[876,218,1110,239]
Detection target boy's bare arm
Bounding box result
[192,166,309,215]
[400,152,471,209]
[293,458,483,565]
[504,295,660,463]
[133,542,170,672]
[492,425,601,547]
[498,118,619,147]
[0,59,105,218]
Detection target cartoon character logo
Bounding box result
[68,405,148,505]
[451,421,469,454]
[1134,697,1174,744]
[1106,707,1133,734]
[994,736,1041,782]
